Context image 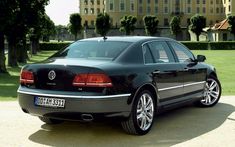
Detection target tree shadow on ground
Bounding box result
[29,102,235,147]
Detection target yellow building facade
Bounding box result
[79,0,106,27]
[80,0,234,28]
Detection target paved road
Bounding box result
[0,96,235,147]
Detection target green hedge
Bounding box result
[39,42,72,51]
[38,41,235,51]
[181,42,208,50]
[181,41,235,50]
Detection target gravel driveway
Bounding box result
[0,96,235,147]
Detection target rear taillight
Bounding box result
[20,70,34,84]
[73,73,113,87]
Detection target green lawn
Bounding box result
[193,50,235,95]
[0,50,234,101]
[0,51,56,101]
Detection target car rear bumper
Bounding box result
[17,86,132,121]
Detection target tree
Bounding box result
[95,13,111,37]
[228,15,235,39]
[55,25,68,42]
[69,13,82,40]
[29,0,50,55]
[189,14,206,41]
[170,16,182,39]
[4,0,49,66]
[143,15,159,36]
[0,0,17,72]
[120,15,137,35]
[41,15,56,42]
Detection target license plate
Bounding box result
[35,96,65,108]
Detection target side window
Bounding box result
[148,41,175,63]
[169,41,195,63]
[143,44,154,64]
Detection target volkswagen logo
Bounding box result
[48,70,56,80]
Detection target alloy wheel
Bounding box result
[201,78,220,106]
[136,93,154,131]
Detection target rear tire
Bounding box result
[39,116,64,124]
[121,90,155,135]
[195,76,221,107]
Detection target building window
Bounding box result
[197,0,200,4]
[229,5,231,12]
[176,0,180,5]
[210,7,213,13]
[197,7,200,13]
[147,0,151,4]
[216,0,219,4]
[130,0,135,12]
[203,7,206,13]
[84,0,88,5]
[210,0,213,5]
[223,33,228,41]
[164,7,168,13]
[97,0,100,5]
[109,0,114,11]
[139,6,143,14]
[91,8,94,14]
[210,20,213,25]
[187,0,191,4]
[97,8,100,14]
[188,7,191,13]
[120,0,125,11]
[91,20,94,26]
[175,6,180,13]
[203,0,206,4]
[187,18,190,26]
[155,7,158,14]
[90,0,94,5]
[139,0,142,4]
[221,7,224,13]
[155,0,158,4]
[84,8,88,14]
[147,6,151,14]
[216,7,219,13]
[164,18,169,26]
[164,0,168,4]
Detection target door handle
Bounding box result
[152,70,161,74]
[183,68,189,71]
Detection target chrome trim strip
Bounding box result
[17,90,131,99]
[158,85,184,92]
[158,81,205,92]
[184,81,206,87]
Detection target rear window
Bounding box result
[53,41,132,60]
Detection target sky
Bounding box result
[45,0,79,26]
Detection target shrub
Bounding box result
[181,41,235,50]
[181,41,208,50]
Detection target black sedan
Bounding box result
[18,36,221,135]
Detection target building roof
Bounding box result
[212,19,229,30]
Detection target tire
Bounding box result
[39,116,64,124]
[121,90,155,135]
[196,76,221,107]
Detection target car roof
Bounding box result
[78,36,175,43]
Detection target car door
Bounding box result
[168,41,207,98]
[143,41,185,105]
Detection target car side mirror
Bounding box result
[197,55,206,62]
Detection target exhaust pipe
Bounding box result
[81,114,94,121]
